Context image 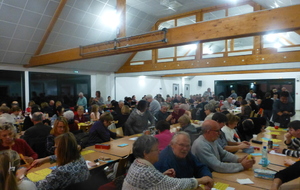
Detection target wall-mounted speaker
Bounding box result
[198,81,202,86]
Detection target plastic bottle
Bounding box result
[261,146,269,168]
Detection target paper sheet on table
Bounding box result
[265,127,287,132]
[269,150,286,156]
[200,182,230,190]
[80,150,95,156]
[129,137,138,140]
[236,178,254,184]
[27,173,46,182]
[266,132,281,135]
[34,168,52,176]
[262,137,282,143]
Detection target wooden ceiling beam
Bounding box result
[26,5,300,68]
[34,0,68,56]
[117,0,126,38]
[162,68,300,77]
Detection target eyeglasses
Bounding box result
[176,143,191,149]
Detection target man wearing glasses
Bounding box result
[191,120,255,173]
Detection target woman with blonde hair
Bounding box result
[90,104,100,121]
[0,150,37,190]
[18,132,89,189]
[46,116,69,155]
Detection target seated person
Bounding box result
[74,106,87,124]
[270,160,300,190]
[222,114,241,143]
[115,105,130,133]
[50,106,64,126]
[90,104,100,122]
[213,113,250,153]
[88,112,120,146]
[154,121,173,151]
[122,135,214,190]
[0,123,38,164]
[18,132,90,189]
[275,120,300,157]
[236,117,266,141]
[63,110,79,133]
[168,103,191,124]
[22,112,51,158]
[124,100,155,136]
[155,103,170,122]
[239,100,252,120]
[154,131,212,179]
[46,116,69,155]
[191,120,255,173]
[0,150,37,190]
[10,106,22,124]
[204,103,215,121]
[178,115,197,135]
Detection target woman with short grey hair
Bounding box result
[123,135,214,190]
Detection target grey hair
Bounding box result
[133,135,158,159]
[161,103,169,108]
[78,92,83,96]
[204,103,215,112]
[170,131,190,145]
[63,110,74,121]
[146,94,153,99]
[32,112,43,121]
[118,100,124,104]
[0,123,16,141]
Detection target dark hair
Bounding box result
[241,100,248,105]
[155,121,170,132]
[242,119,254,132]
[212,112,228,123]
[99,112,113,122]
[265,92,271,98]
[133,135,158,159]
[55,106,64,115]
[137,100,148,112]
[280,91,289,98]
[31,104,41,114]
[96,91,101,97]
[288,120,300,130]
[10,107,21,113]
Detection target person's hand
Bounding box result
[238,143,250,149]
[239,156,254,170]
[282,111,290,115]
[241,141,250,145]
[166,115,172,121]
[31,157,49,168]
[171,118,176,124]
[197,176,214,190]
[277,112,283,116]
[163,168,176,177]
[16,167,27,181]
[274,147,284,154]
[284,159,296,166]
[74,120,79,124]
[23,156,34,165]
[284,132,292,140]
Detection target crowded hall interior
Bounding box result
[1,0,300,189]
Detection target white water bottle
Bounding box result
[261,146,268,168]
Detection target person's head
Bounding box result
[170,131,191,159]
[78,92,84,98]
[107,96,111,101]
[55,101,62,108]
[118,100,124,109]
[273,93,278,99]
[30,104,41,115]
[10,107,21,116]
[207,88,211,92]
[226,113,240,129]
[160,103,169,113]
[280,91,289,104]
[54,132,80,166]
[40,102,49,109]
[241,99,248,106]
[155,120,170,133]
[236,96,243,102]
[121,105,130,115]
[99,112,113,127]
[249,100,256,106]
[11,101,18,108]
[0,150,20,190]
[77,106,84,116]
[146,94,153,103]
[178,114,190,127]
[136,100,148,112]
[91,104,99,113]
[202,120,221,142]
[63,110,74,121]
[227,97,233,104]
[231,90,235,94]
[173,103,179,112]
[212,112,228,128]
[287,120,300,138]
[132,95,136,100]
[204,103,215,115]
[32,112,43,123]
[265,92,271,99]
[51,116,69,136]
[28,100,35,107]
[0,106,10,114]
[0,123,16,146]
[49,100,55,106]
[256,99,262,105]
[249,90,254,94]
[56,106,64,116]
[241,119,254,132]
[281,87,287,92]
[132,135,159,164]
[95,91,101,97]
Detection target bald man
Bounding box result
[191,120,255,173]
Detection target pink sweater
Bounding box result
[155,130,173,151]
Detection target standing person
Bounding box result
[281,87,293,103]
[76,92,87,111]
[155,103,170,122]
[18,132,90,189]
[229,90,237,99]
[22,112,52,158]
[260,92,273,122]
[273,91,295,128]
[203,88,212,98]
[92,91,104,106]
[122,135,214,190]
[124,100,155,136]
[146,94,161,116]
[245,90,254,101]
[191,120,255,173]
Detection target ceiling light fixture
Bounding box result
[101,10,120,29]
